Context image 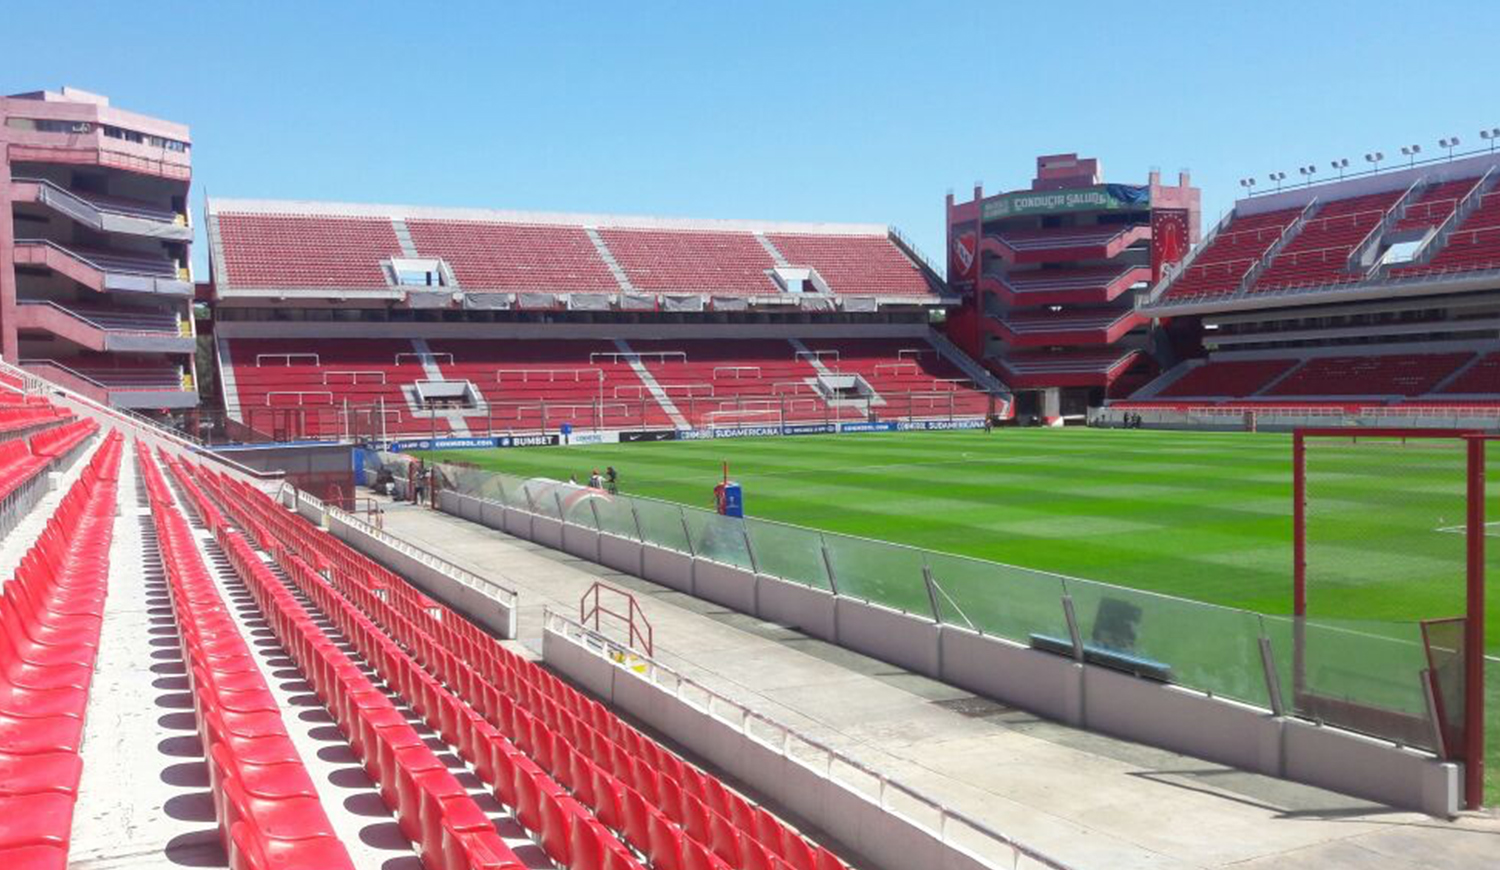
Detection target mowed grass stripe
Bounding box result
[422,428,1497,655]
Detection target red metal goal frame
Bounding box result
[1292,427,1488,809]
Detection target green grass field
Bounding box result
[422,427,1498,800]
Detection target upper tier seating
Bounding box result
[999,348,1136,375]
[1155,359,1299,398]
[597,229,777,294]
[1264,353,1473,397]
[988,225,1133,253]
[998,307,1132,334]
[998,264,1141,297]
[216,213,402,289]
[1249,191,1402,291]
[1393,178,1483,231]
[1394,191,1500,277]
[766,234,933,296]
[58,245,177,277]
[407,220,619,292]
[73,366,182,390]
[1161,207,1303,299]
[34,302,179,334]
[1439,351,1500,393]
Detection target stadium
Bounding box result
[1,35,1499,870]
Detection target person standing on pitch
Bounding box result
[589,469,603,489]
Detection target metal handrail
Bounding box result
[11,176,185,223]
[319,494,519,606]
[16,299,181,336]
[543,609,1077,870]
[578,582,654,655]
[13,237,179,278]
[1,357,283,482]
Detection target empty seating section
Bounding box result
[54,244,178,278]
[990,225,1132,254]
[74,189,180,222]
[227,339,435,438]
[800,338,991,417]
[631,339,826,425]
[999,264,1140,298]
[0,415,96,540]
[225,337,995,435]
[999,307,1130,334]
[137,446,358,870]
[1396,191,1500,276]
[73,366,181,390]
[597,229,776,294]
[1251,191,1401,291]
[427,339,675,431]
[167,455,853,870]
[25,301,180,334]
[216,213,401,289]
[0,397,73,438]
[1440,352,1500,394]
[0,431,120,870]
[1162,207,1302,299]
[1265,353,1473,397]
[767,233,932,296]
[1393,178,1482,231]
[1155,359,1298,398]
[1002,349,1135,375]
[406,220,619,292]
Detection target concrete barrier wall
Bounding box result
[325,511,518,639]
[531,516,563,549]
[692,560,758,614]
[437,495,1459,816]
[598,533,644,576]
[543,625,1002,870]
[561,523,601,562]
[939,627,1083,726]
[835,598,941,678]
[756,576,837,642]
[1082,666,1282,776]
[642,547,693,593]
[1282,718,1458,814]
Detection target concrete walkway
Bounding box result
[371,498,1500,870]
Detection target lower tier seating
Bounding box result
[170,455,853,870]
[0,431,121,870]
[221,336,996,437]
[1155,359,1298,398]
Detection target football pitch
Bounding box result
[421,427,1498,801]
[423,428,1497,646]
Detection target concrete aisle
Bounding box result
[370,499,1500,870]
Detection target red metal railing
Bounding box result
[579,582,653,656]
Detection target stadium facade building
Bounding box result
[944,154,1201,421]
[202,198,1008,441]
[1109,149,1500,423]
[0,87,197,408]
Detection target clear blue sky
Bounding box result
[6,1,1499,273]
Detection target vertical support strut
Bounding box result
[1464,435,1486,809]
